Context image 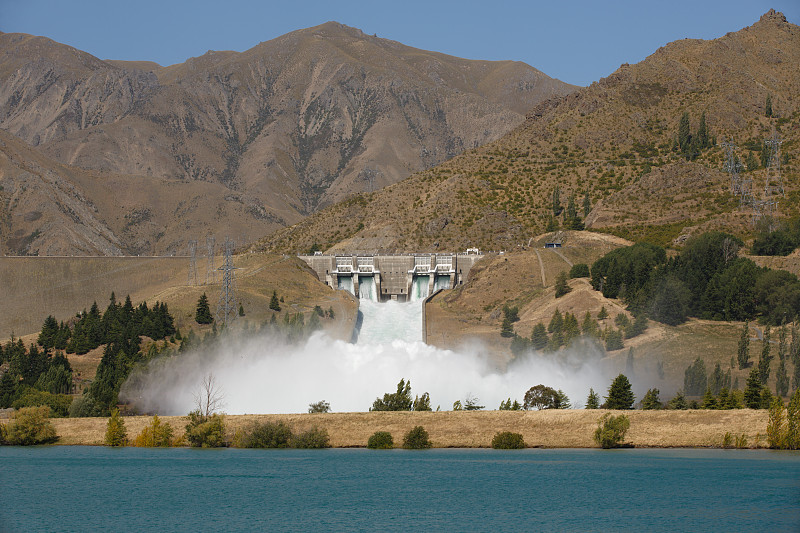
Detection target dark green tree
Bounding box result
[684,357,708,396]
[678,111,691,153]
[530,323,548,350]
[552,186,562,216]
[548,309,564,334]
[195,293,213,324]
[586,388,600,409]
[605,374,634,409]
[500,316,514,338]
[738,322,751,369]
[765,93,773,117]
[758,326,773,386]
[371,379,413,411]
[269,290,281,312]
[412,392,433,411]
[554,271,571,298]
[702,388,717,409]
[605,328,624,351]
[743,367,763,409]
[667,390,688,410]
[642,388,661,410]
[594,413,630,448]
[776,358,789,397]
[696,112,709,149]
[402,426,432,449]
[583,191,591,218]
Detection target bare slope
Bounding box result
[259,11,799,254]
[0,24,575,254]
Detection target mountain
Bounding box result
[258,10,799,254]
[0,23,575,254]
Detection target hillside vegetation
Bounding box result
[258,11,798,254]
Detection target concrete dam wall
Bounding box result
[299,253,483,302]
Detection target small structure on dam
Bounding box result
[299,252,483,301]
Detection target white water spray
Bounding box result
[121,282,612,414]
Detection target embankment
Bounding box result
[41,409,768,448]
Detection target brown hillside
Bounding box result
[0,24,575,254]
[258,11,799,254]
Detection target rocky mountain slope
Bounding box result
[0,22,575,254]
[259,10,799,254]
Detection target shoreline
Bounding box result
[25,409,769,449]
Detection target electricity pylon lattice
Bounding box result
[187,240,198,285]
[764,134,784,198]
[205,236,216,285]
[216,238,238,328]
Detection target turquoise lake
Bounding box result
[1,447,799,532]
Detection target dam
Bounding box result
[299,252,483,302]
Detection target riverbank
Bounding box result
[39,409,768,448]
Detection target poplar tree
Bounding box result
[776,358,789,397]
[758,326,773,386]
[737,322,750,369]
[765,93,773,118]
[678,112,691,153]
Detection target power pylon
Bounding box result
[205,236,216,285]
[187,240,198,285]
[216,238,238,328]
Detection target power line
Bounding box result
[205,236,216,285]
[187,240,198,285]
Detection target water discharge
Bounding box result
[122,281,612,415]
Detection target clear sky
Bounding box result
[1,0,798,86]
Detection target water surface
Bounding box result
[2,447,799,532]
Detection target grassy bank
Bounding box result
[35,410,768,448]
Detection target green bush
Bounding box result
[4,406,58,445]
[12,388,72,418]
[367,431,394,449]
[237,420,293,448]
[185,412,226,448]
[569,263,590,278]
[402,426,432,449]
[68,393,105,418]
[491,431,526,449]
[594,413,630,449]
[292,426,331,449]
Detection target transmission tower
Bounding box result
[187,240,198,285]
[205,236,216,285]
[216,238,238,328]
[722,140,751,210]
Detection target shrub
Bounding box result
[569,263,590,279]
[491,431,525,449]
[308,400,331,414]
[237,420,293,448]
[104,409,127,446]
[185,412,226,448]
[12,389,72,418]
[594,413,630,449]
[402,426,432,449]
[133,415,175,447]
[4,406,58,445]
[68,394,104,418]
[292,427,331,449]
[367,431,394,449]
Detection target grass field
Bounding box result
[35,409,768,448]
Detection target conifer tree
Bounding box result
[744,367,763,409]
[605,374,635,409]
[678,111,691,153]
[195,293,213,324]
[270,290,281,312]
[702,388,717,409]
[583,191,591,218]
[554,271,571,298]
[696,112,709,149]
[500,316,514,338]
[548,309,564,334]
[552,186,562,217]
[765,93,773,118]
[530,323,548,350]
[642,388,661,410]
[586,388,600,409]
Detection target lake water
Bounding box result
[1,447,799,532]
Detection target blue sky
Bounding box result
[1,1,797,86]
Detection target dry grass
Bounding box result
[32,409,767,448]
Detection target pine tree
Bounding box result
[702,388,717,409]
[554,271,571,298]
[552,186,562,216]
[586,388,600,409]
[195,293,213,324]
[530,323,548,351]
[765,93,773,118]
[548,309,564,334]
[642,388,661,410]
[238,303,245,317]
[737,322,751,369]
[744,367,763,409]
[269,290,281,312]
[500,316,514,338]
[684,357,707,396]
[597,306,608,320]
[605,374,634,409]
